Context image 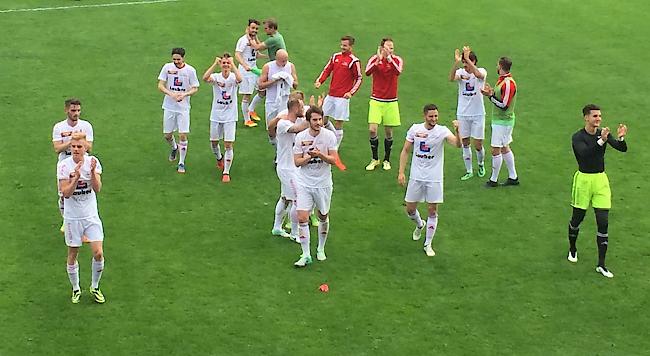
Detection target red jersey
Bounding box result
[316,52,363,98]
[365,54,403,101]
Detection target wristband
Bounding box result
[618,136,625,142]
[597,138,605,146]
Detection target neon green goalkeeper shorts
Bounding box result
[368,99,401,126]
[571,171,611,210]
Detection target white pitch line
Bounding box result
[0,0,178,13]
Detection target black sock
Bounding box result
[597,235,608,267]
[568,223,579,253]
[384,137,393,161]
[370,136,379,160]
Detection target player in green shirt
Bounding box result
[250,17,286,61]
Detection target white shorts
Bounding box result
[265,97,288,128]
[458,115,485,139]
[491,124,514,147]
[296,185,333,215]
[64,216,104,247]
[322,95,350,121]
[238,72,258,95]
[277,168,298,200]
[404,180,443,204]
[210,121,236,142]
[163,110,190,134]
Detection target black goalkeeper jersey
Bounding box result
[572,128,627,173]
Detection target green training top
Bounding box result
[264,32,286,61]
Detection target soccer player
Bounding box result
[203,53,242,183]
[57,133,106,304]
[314,35,363,164]
[364,37,404,171]
[480,56,518,187]
[293,106,338,267]
[52,98,94,231]
[258,49,298,140]
[398,104,461,257]
[567,104,627,278]
[157,47,200,174]
[449,46,487,180]
[235,19,263,128]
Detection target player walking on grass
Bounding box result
[365,37,403,171]
[235,19,264,128]
[314,35,363,170]
[52,98,94,233]
[398,104,461,257]
[567,104,627,278]
[259,49,298,143]
[57,133,106,304]
[450,46,487,180]
[203,53,242,183]
[157,47,200,174]
[481,56,518,187]
[293,106,338,267]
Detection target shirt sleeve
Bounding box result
[389,55,403,75]
[235,37,247,53]
[86,123,94,142]
[157,65,167,81]
[190,68,200,87]
[209,73,219,86]
[406,125,415,142]
[277,120,291,135]
[349,59,363,95]
[329,132,338,151]
[365,55,379,76]
[94,157,103,174]
[57,161,69,180]
[264,36,278,48]
[293,135,303,155]
[52,124,61,142]
[479,68,487,80]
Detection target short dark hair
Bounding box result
[341,35,355,45]
[248,18,260,26]
[221,52,232,59]
[423,103,438,114]
[264,18,278,30]
[287,97,302,111]
[582,104,601,116]
[499,56,512,72]
[464,51,478,64]
[306,106,324,120]
[65,98,81,108]
[380,37,393,46]
[171,47,186,57]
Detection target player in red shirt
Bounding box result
[314,35,363,170]
[364,37,403,171]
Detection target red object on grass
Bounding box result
[319,284,329,293]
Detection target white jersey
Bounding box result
[455,67,487,116]
[276,117,306,170]
[235,34,258,71]
[158,62,200,113]
[265,60,293,103]
[57,155,103,220]
[209,72,238,122]
[293,129,337,188]
[52,119,94,162]
[406,123,452,183]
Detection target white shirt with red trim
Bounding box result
[158,62,200,113]
[455,67,487,116]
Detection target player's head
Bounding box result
[287,96,304,118]
[422,103,439,127]
[462,51,478,70]
[70,132,88,158]
[381,37,394,55]
[220,52,233,70]
[171,47,186,67]
[275,49,289,66]
[497,56,512,74]
[340,35,355,53]
[306,106,324,131]
[289,90,305,102]
[582,103,602,127]
[64,98,82,122]
[247,19,260,36]
[263,18,278,35]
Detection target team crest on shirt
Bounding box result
[221,90,231,100]
[465,81,475,91]
[419,141,432,153]
[173,77,183,86]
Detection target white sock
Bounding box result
[317,218,329,251]
[67,261,80,291]
[178,140,188,164]
[224,147,233,174]
[476,147,485,166]
[273,197,289,231]
[91,258,104,289]
[299,222,311,257]
[502,150,518,179]
[325,120,336,133]
[241,100,250,121]
[407,209,424,228]
[249,93,262,112]
[335,129,344,148]
[289,203,299,239]
[490,154,502,182]
[211,141,222,160]
[166,136,178,150]
[424,214,438,246]
[462,145,472,173]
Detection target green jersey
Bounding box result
[264,32,286,61]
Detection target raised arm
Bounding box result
[202,57,220,82]
[462,46,485,79]
[365,54,379,76]
[90,157,102,193]
[449,49,462,81]
[445,120,462,148]
[607,123,628,152]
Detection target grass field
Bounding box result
[2,0,650,354]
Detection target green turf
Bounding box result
[2,0,649,354]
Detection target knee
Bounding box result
[462,138,470,147]
[570,207,586,227]
[427,207,438,217]
[93,250,103,261]
[474,140,483,150]
[179,134,188,141]
[317,212,328,221]
[369,128,378,137]
[491,147,501,156]
[501,146,510,154]
[297,211,309,223]
[225,142,233,149]
[164,133,173,140]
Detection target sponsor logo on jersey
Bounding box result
[173,76,183,86]
[168,70,178,75]
[419,141,431,153]
[415,132,429,138]
[300,140,314,147]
